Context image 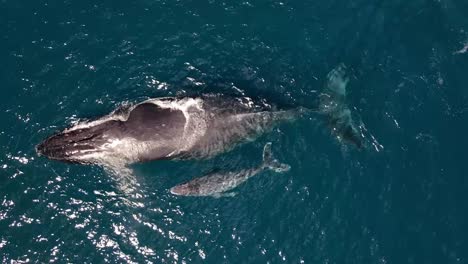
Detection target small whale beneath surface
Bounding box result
[170,142,290,198]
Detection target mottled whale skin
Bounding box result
[36,95,300,165]
[170,142,290,198]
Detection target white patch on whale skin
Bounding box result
[64,97,205,133]
[64,110,129,133]
[147,97,208,157]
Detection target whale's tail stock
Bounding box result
[319,63,364,149]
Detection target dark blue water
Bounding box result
[1,0,468,263]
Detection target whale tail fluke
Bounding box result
[319,64,364,149]
[262,142,290,173]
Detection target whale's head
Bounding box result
[169,184,189,196]
[169,183,193,196]
[36,102,188,165]
[36,120,122,163]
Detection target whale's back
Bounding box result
[122,103,186,141]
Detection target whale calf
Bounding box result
[170,142,290,197]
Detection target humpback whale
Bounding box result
[170,142,290,198]
[37,64,362,169]
[36,95,302,166]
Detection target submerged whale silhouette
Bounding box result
[170,142,290,198]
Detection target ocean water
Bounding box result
[1,0,468,263]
